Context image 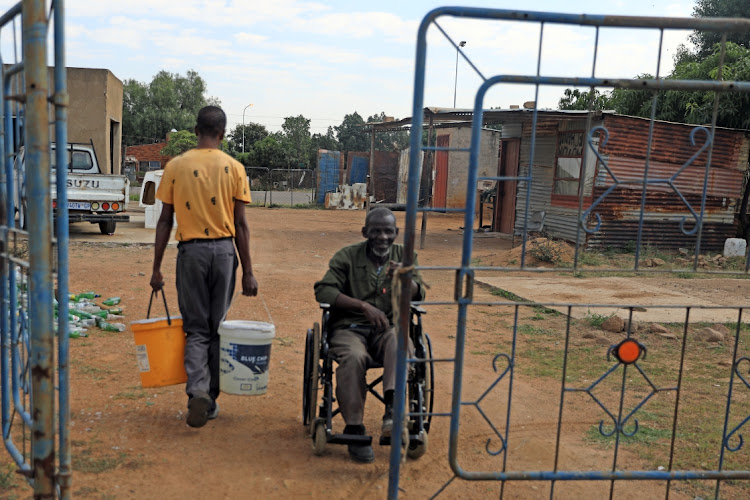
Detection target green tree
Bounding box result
[659,42,750,128]
[310,126,340,166]
[367,112,410,152]
[558,88,613,111]
[280,115,312,168]
[123,69,219,144]
[690,0,750,58]
[250,135,286,169]
[159,129,230,157]
[228,122,269,155]
[607,75,655,117]
[335,112,369,152]
[160,130,197,156]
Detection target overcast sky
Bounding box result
[0,0,698,134]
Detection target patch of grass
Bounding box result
[113,388,148,400]
[583,309,615,328]
[490,287,526,302]
[471,350,493,356]
[488,287,560,316]
[517,324,557,337]
[528,238,563,264]
[75,486,100,497]
[518,346,563,378]
[722,256,747,271]
[77,364,113,380]
[584,422,673,446]
[470,257,482,266]
[290,203,324,209]
[73,450,127,473]
[0,463,17,490]
[578,251,606,267]
[528,313,545,321]
[129,193,140,201]
[675,272,696,279]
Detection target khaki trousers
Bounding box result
[329,326,413,426]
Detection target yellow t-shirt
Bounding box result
[156,148,251,242]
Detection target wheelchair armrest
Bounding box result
[319,303,331,310]
[410,304,427,315]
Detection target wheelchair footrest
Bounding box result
[329,433,372,446]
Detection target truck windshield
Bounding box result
[50,149,94,171]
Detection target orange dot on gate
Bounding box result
[618,340,641,364]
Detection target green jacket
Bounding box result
[314,241,426,331]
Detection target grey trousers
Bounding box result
[329,326,413,426]
[176,238,237,402]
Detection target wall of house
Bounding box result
[513,117,593,245]
[63,68,123,174]
[125,142,168,167]
[3,66,123,174]
[586,115,750,250]
[442,126,501,209]
[512,114,750,251]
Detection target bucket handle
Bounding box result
[147,288,172,325]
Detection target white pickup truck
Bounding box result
[16,142,130,234]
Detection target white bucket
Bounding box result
[219,320,275,395]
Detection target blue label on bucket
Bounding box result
[227,343,270,374]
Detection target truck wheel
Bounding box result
[99,220,116,234]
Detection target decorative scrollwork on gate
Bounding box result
[581,125,713,236]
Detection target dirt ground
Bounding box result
[2,207,748,499]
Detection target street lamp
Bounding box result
[453,40,466,108]
[242,103,253,153]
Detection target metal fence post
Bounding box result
[24,0,56,496]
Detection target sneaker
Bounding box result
[381,404,393,440]
[186,391,212,428]
[207,402,219,420]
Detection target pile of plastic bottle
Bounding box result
[59,292,125,338]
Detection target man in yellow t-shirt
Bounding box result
[150,106,259,428]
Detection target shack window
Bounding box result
[552,130,597,205]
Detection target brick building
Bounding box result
[124,141,171,181]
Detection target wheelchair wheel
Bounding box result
[407,430,428,460]
[407,332,433,459]
[312,418,327,456]
[303,323,321,430]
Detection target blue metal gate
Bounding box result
[0,1,70,498]
[391,7,750,499]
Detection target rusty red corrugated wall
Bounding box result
[586,115,750,250]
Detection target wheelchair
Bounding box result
[302,303,434,459]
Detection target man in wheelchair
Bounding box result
[313,207,426,463]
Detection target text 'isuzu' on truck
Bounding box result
[15,142,130,234]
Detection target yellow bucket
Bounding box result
[131,316,187,388]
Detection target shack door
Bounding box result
[433,134,449,208]
[494,138,519,233]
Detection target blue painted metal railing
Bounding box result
[0,0,70,498]
[391,6,750,499]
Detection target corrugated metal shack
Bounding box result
[370,108,750,251]
[502,110,750,250]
